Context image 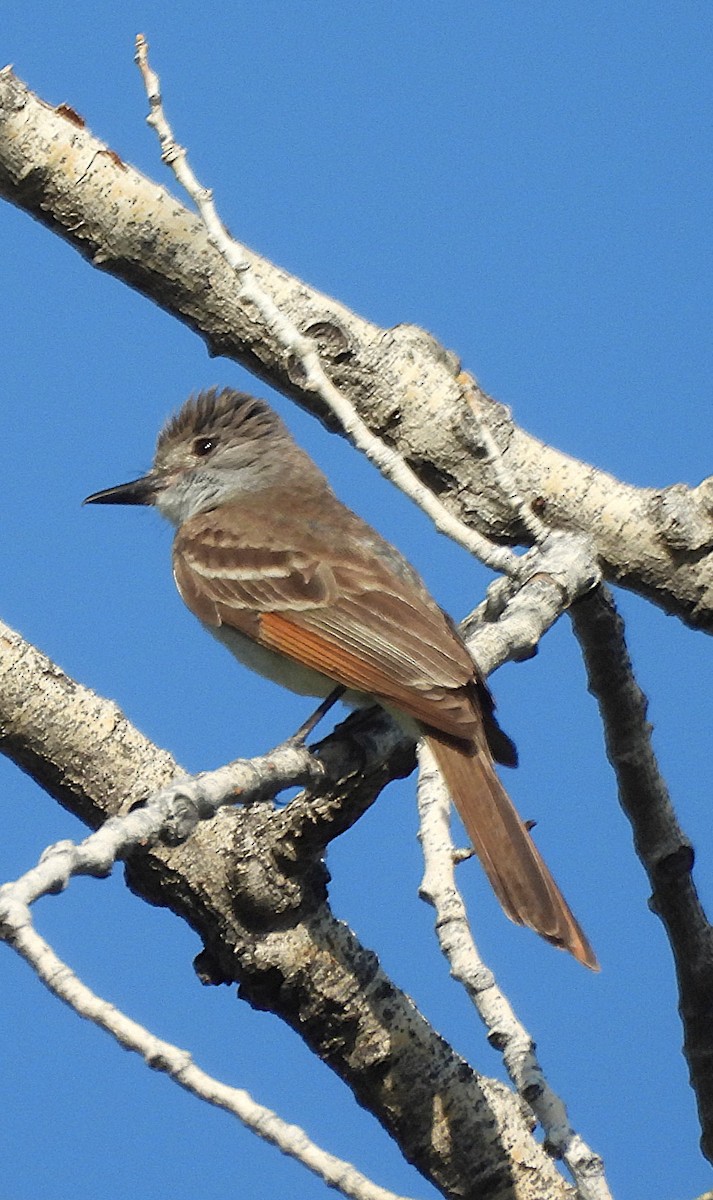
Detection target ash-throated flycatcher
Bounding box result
[85,388,596,968]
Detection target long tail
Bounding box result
[425,732,598,969]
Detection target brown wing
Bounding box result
[172,490,483,741]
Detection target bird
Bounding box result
[85,387,597,968]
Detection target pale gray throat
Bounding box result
[155,464,263,527]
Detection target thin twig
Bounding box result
[0,740,411,1200]
[410,435,606,1196]
[0,877,413,1200]
[461,530,600,674]
[458,370,552,545]
[134,33,521,578]
[1,739,323,909]
[136,34,604,675]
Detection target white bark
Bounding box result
[1,66,713,631]
[0,617,572,1200]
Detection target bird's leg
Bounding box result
[289,686,346,744]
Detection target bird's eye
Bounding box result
[193,437,217,456]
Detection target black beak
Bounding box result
[83,475,158,506]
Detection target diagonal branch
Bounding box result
[1,875,414,1200]
[1,66,713,630]
[0,616,572,1199]
[133,33,520,577]
[0,744,411,1200]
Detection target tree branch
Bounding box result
[0,616,572,1199]
[1,66,713,630]
[570,586,713,1163]
[417,743,610,1200]
[1,856,414,1200]
[132,35,522,578]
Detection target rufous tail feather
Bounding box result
[424,733,598,970]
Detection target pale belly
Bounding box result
[206,620,352,698]
[204,620,418,738]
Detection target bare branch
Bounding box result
[134,34,519,577]
[0,867,414,1200]
[417,745,611,1200]
[1,67,712,630]
[463,532,600,671]
[457,370,551,547]
[3,741,326,901]
[570,585,713,1163]
[0,616,572,1199]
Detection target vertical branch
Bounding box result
[570,585,713,1163]
[417,745,611,1200]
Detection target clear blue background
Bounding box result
[1,5,711,1198]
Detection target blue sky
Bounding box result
[1,5,711,1198]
